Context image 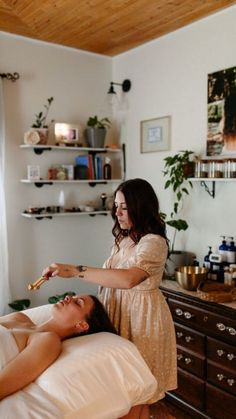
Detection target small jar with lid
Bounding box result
[209,160,223,178]
[199,159,209,178]
[194,160,201,178]
[224,158,236,178]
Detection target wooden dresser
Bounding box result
[160,280,236,419]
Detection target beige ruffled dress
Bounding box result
[98,233,177,403]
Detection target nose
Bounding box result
[116,206,122,216]
[64,295,72,303]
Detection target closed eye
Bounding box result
[75,298,84,307]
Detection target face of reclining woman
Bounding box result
[52,294,94,332]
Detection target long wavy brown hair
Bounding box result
[111,178,168,249]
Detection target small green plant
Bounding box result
[87,115,111,129]
[32,97,54,128]
[8,299,31,311]
[162,150,196,253]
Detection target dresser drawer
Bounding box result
[207,337,236,372]
[175,322,205,355]
[169,298,236,344]
[206,383,236,419]
[207,361,236,396]
[172,367,205,410]
[177,347,205,378]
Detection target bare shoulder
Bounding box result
[0,311,32,326]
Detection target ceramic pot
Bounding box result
[84,127,106,148]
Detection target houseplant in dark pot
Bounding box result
[84,115,111,148]
[162,150,196,277]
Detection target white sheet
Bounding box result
[0,304,157,419]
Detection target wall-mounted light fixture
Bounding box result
[107,79,131,95]
[107,79,131,111]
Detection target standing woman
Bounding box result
[43,178,177,417]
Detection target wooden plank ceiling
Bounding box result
[0,0,235,56]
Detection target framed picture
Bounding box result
[207,65,236,156]
[54,123,81,145]
[140,116,171,153]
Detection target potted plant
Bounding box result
[162,150,196,276]
[8,298,31,311]
[84,115,111,148]
[24,97,54,145]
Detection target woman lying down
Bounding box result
[0,294,117,401]
[0,295,157,418]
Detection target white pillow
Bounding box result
[24,305,157,419]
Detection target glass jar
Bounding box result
[194,160,201,178]
[209,160,223,178]
[199,160,209,178]
[224,158,236,178]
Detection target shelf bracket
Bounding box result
[35,216,53,220]
[200,180,215,198]
[33,147,52,155]
[34,181,53,188]
[88,181,107,187]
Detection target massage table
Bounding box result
[0,304,157,418]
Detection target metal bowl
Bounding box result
[175,266,208,291]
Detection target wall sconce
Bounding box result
[107,79,131,110]
[107,79,131,95]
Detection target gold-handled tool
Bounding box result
[28,276,48,290]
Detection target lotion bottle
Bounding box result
[227,237,236,264]
[219,236,228,262]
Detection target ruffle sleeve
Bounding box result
[129,234,167,276]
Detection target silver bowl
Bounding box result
[175,266,208,291]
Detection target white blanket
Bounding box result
[0,305,157,418]
[0,324,63,418]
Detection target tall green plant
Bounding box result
[162,150,195,253]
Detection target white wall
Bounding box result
[1,4,236,307]
[1,33,116,306]
[113,5,236,262]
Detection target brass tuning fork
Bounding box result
[28,276,48,290]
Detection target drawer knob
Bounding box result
[227,353,235,361]
[176,332,183,338]
[217,323,226,331]
[227,378,235,386]
[185,336,193,343]
[175,308,183,316]
[184,311,194,319]
[217,323,236,335]
[184,357,192,365]
[217,349,225,357]
[217,373,225,381]
[227,327,236,336]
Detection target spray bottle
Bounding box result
[203,246,212,269]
